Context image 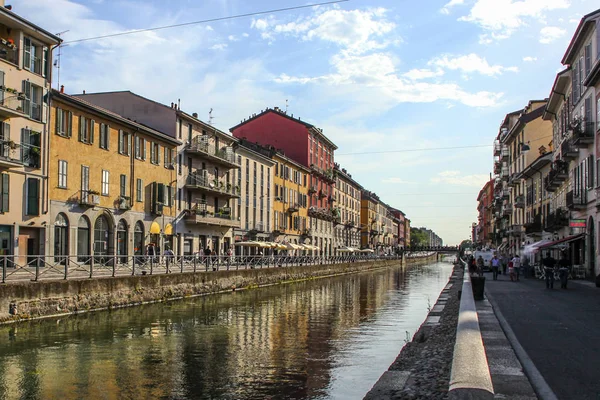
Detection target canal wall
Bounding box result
[0,254,437,324]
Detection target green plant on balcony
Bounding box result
[235,185,240,194]
[212,178,219,188]
[226,183,232,192]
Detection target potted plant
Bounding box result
[235,185,240,193]
[6,140,17,150]
[87,189,100,195]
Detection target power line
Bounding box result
[62,0,349,44]
[336,144,490,156]
[379,192,476,196]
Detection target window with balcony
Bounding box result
[22,81,44,122]
[20,128,40,168]
[23,37,48,76]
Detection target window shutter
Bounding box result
[42,46,48,78]
[55,107,61,134]
[0,173,9,212]
[23,37,31,70]
[151,182,157,214]
[26,178,39,215]
[0,70,4,104]
[164,146,168,167]
[22,80,31,116]
[1,122,10,141]
[78,116,83,142]
[171,149,176,166]
[150,142,155,162]
[143,139,147,160]
[118,130,123,153]
[90,120,95,143]
[128,133,132,155]
[585,97,592,125]
[42,88,48,124]
[67,112,73,137]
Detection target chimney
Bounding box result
[177,98,180,110]
[60,85,64,93]
[82,90,86,94]
[192,112,198,118]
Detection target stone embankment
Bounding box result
[364,263,463,400]
[0,254,437,324]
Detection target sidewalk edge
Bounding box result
[485,291,558,400]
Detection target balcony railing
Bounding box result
[566,190,587,210]
[185,173,241,197]
[545,208,569,230]
[79,190,100,207]
[544,160,569,192]
[501,147,509,159]
[287,203,300,213]
[502,204,513,215]
[571,121,595,147]
[185,206,240,228]
[250,222,264,232]
[0,91,28,119]
[187,136,240,168]
[524,214,543,234]
[560,140,578,161]
[515,195,525,208]
[493,141,501,156]
[310,164,335,184]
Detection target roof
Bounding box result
[514,152,552,180]
[503,101,547,143]
[52,90,181,146]
[561,8,600,65]
[76,90,234,141]
[334,164,363,190]
[230,107,338,150]
[543,68,571,119]
[0,6,62,44]
[236,142,275,166]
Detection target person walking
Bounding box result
[542,252,556,289]
[558,252,571,289]
[501,254,508,275]
[512,254,521,281]
[491,254,500,280]
[476,255,484,277]
[508,257,515,282]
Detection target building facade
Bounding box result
[476,179,494,247]
[230,107,338,256]
[333,164,362,252]
[0,6,60,260]
[48,90,180,261]
[233,140,275,252]
[76,91,241,256]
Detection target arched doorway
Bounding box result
[589,216,595,278]
[94,214,113,262]
[117,219,128,264]
[77,216,91,262]
[134,221,144,257]
[54,213,69,263]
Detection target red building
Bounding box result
[476,179,494,246]
[230,107,338,209]
[390,208,406,247]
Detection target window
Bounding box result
[585,43,592,77]
[99,123,109,149]
[58,160,67,188]
[26,177,40,216]
[0,173,9,213]
[55,108,72,137]
[137,179,143,202]
[120,174,127,197]
[188,123,192,143]
[21,128,40,168]
[178,154,182,175]
[78,116,95,144]
[118,130,131,155]
[23,37,48,76]
[101,170,109,196]
[164,147,174,168]
[150,142,160,164]
[22,80,45,122]
[134,136,142,159]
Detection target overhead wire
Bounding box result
[62,0,349,44]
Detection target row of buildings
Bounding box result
[475,7,600,278]
[0,3,436,262]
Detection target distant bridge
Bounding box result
[402,246,459,253]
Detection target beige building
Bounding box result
[234,140,275,252]
[48,90,180,261]
[333,164,361,252]
[0,6,60,259]
[76,91,241,256]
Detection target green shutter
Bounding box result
[67,112,73,137]
[78,116,83,142]
[0,173,9,212]
[55,107,61,134]
[90,120,95,143]
[150,182,157,214]
[26,178,39,215]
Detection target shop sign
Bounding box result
[569,219,586,228]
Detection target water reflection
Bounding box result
[0,262,452,400]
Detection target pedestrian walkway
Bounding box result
[484,271,600,400]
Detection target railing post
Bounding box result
[64,257,68,280]
[132,256,136,276]
[165,257,170,274]
[150,257,154,275]
[180,256,184,273]
[2,256,6,283]
[112,257,116,277]
[35,257,40,281]
[193,256,197,273]
[205,257,209,272]
[90,257,94,278]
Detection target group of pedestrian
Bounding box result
[542,252,571,289]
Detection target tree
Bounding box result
[411,228,428,247]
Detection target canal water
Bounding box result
[0,260,453,400]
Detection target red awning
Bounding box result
[537,233,585,250]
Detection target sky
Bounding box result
[13,0,598,245]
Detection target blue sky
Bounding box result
[15,0,597,244]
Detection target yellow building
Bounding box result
[272,151,310,246]
[360,191,379,249]
[48,90,181,261]
[0,6,60,260]
[333,164,361,252]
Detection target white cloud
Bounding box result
[227,35,239,41]
[440,0,465,15]
[403,68,445,80]
[523,56,538,62]
[382,177,416,184]
[431,171,490,187]
[428,53,518,76]
[210,43,228,50]
[458,0,571,41]
[539,26,567,44]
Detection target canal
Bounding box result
[0,260,453,400]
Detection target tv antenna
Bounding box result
[285,99,288,113]
[208,108,214,125]
[54,30,70,90]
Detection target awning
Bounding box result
[164,223,173,235]
[525,239,552,253]
[497,243,507,252]
[149,222,161,234]
[537,233,585,250]
[360,249,375,253]
[285,242,302,250]
[337,247,355,253]
[235,241,261,247]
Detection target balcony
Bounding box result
[502,189,510,199]
[566,190,586,211]
[560,140,578,161]
[501,166,509,181]
[79,190,100,207]
[301,228,312,236]
[0,36,18,65]
[0,139,25,169]
[571,121,595,148]
[501,146,509,160]
[0,91,28,119]
[308,186,317,195]
[502,204,513,215]
[287,203,300,213]
[310,164,336,184]
[493,141,501,156]
[186,136,240,169]
[545,208,569,230]
[185,173,241,198]
[515,195,525,208]
[524,214,543,234]
[544,161,569,192]
[185,206,240,228]
[249,222,265,233]
[116,196,131,210]
[308,206,338,221]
